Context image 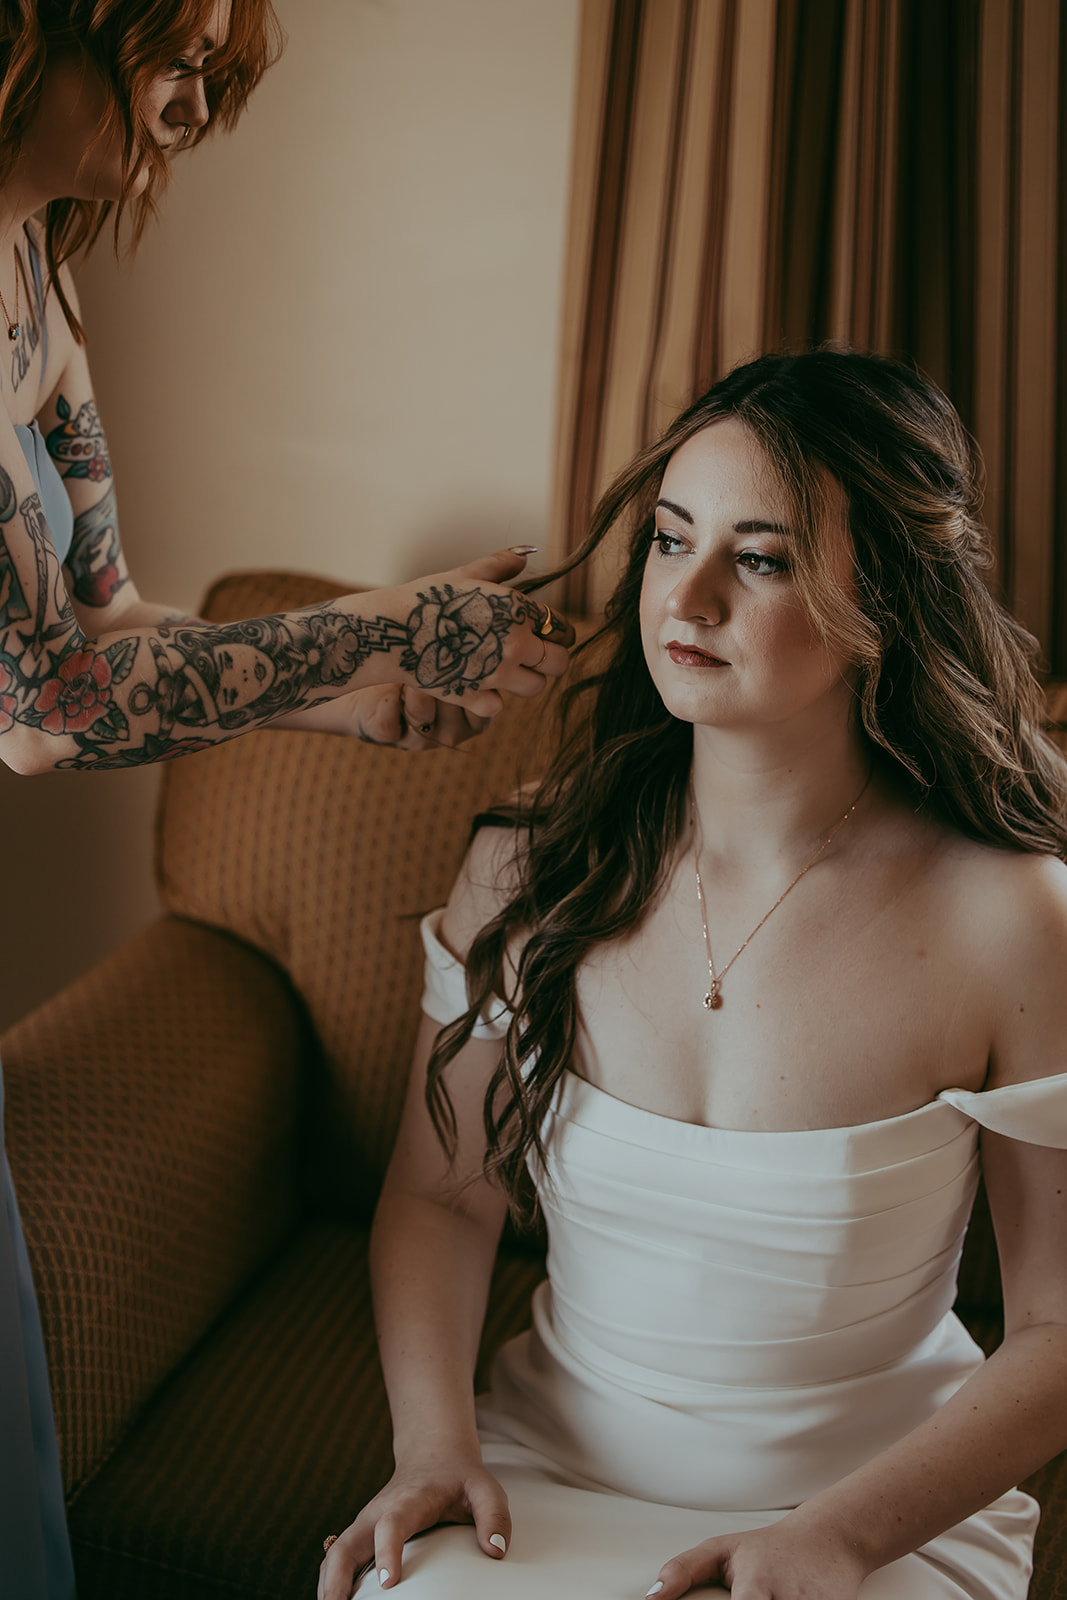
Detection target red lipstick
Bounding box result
[667,641,728,667]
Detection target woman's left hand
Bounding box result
[645,1518,870,1600]
[275,683,491,749]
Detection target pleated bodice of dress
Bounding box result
[481,1074,993,1511]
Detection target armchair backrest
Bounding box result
[156,570,553,1219]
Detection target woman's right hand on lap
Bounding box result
[318,1459,511,1598]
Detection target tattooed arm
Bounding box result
[35,335,561,755]
[39,398,487,750]
[37,324,186,637]
[0,411,571,773]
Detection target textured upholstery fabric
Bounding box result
[2,915,306,1494]
[68,1221,542,1600]
[2,570,1064,1599]
[156,570,554,1220]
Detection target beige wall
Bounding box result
[0,0,580,1033]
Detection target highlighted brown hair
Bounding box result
[427,347,1067,1218]
[0,0,283,335]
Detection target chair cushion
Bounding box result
[67,1218,543,1600]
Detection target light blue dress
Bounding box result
[1,342,78,1595]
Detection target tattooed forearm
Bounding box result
[45,395,112,482]
[64,485,129,608]
[120,585,541,738]
[126,611,413,733]
[3,579,545,770]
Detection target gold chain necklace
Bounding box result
[692,771,871,1011]
[0,246,19,342]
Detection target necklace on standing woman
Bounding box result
[0,245,19,341]
[691,770,872,1011]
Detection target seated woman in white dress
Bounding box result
[320,348,1067,1600]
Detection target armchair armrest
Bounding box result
[1,915,309,1495]
[1025,1452,1067,1599]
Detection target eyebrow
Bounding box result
[735,519,792,537]
[656,498,693,523]
[655,501,792,537]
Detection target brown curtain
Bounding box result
[552,0,1067,677]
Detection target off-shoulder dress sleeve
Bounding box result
[420,908,514,1041]
[938,1073,1067,1147]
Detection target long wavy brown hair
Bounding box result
[0,0,283,335]
[426,347,1067,1220]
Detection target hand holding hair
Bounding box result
[387,546,574,721]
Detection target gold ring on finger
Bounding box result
[323,1535,339,1553]
[537,605,556,638]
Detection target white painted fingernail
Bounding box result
[509,545,538,554]
[378,1571,391,1589]
[489,1533,507,1553]
[646,1585,664,1598]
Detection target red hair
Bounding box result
[0,0,284,336]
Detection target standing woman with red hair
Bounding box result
[0,4,572,1594]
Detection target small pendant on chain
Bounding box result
[6,324,17,342]
[703,984,723,1011]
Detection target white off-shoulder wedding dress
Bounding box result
[355,911,1066,1598]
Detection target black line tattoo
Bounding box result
[8,244,42,395]
[399,584,544,696]
[64,484,129,608]
[0,466,30,631]
[8,315,39,395]
[16,492,75,650]
[0,461,15,523]
[22,492,53,642]
[45,395,112,482]
[126,612,413,734]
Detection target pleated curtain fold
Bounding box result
[552,0,1066,676]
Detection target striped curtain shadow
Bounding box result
[553,0,1065,670]
[554,0,779,613]
[975,0,1067,669]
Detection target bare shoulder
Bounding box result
[942,833,1067,933]
[939,838,1067,1088]
[439,811,530,962]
